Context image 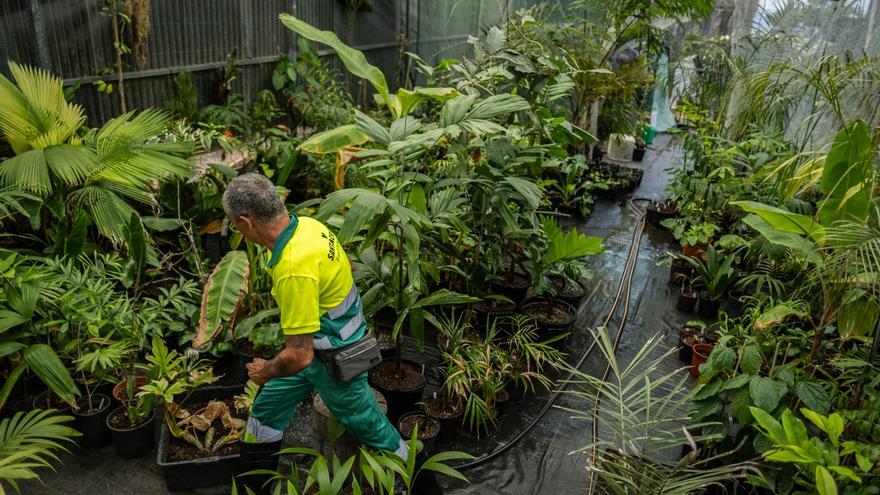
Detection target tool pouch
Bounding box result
[315,334,382,382]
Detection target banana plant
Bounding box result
[279,14,459,157]
[732,120,880,360]
[192,250,250,349]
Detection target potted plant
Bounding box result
[140,337,257,491]
[504,315,564,402]
[397,407,441,457]
[661,217,718,258]
[632,135,647,162]
[233,309,283,383]
[678,321,705,363]
[691,343,714,378]
[106,385,156,458]
[685,245,736,320]
[524,218,604,340]
[676,275,698,313]
[646,199,678,228]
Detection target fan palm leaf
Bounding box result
[0,63,192,241]
[0,409,79,494]
[0,63,92,195]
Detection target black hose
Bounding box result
[454,199,648,471]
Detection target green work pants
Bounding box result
[245,358,406,456]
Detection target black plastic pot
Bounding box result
[549,275,587,307]
[157,385,243,492]
[494,389,511,418]
[201,232,230,265]
[32,390,72,414]
[521,297,577,343]
[668,258,693,286]
[237,440,282,495]
[679,334,697,363]
[678,326,702,363]
[632,146,646,162]
[374,326,397,360]
[724,291,748,317]
[424,397,462,446]
[506,379,527,403]
[237,341,278,384]
[646,200,678,228]
[698,296,723,319]
[472,298,517,337]
[676,291,698,312]
[490,273,531,308]
[368,359,427,425]
[106,406,155,458]
[72,394,112,449]
[398,412,440,457]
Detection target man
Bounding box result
[222,173,407,490]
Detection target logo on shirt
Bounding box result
[321,231,337,261]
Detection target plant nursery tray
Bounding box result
[156,385,244,492]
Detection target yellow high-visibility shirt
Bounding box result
[267,216,364,349]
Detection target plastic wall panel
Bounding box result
[0,0,570,124]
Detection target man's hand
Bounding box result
[246,335,314,385]
[246,358,272,385]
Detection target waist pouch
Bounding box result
[314,334,382,382]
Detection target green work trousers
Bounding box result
[245,358,406,456]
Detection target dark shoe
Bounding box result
[237,440,282,495]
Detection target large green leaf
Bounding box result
[795,382,830,415]
[543,218,604,266]
[391,87,458,118]
[732,201,824,243]
[817,121,873,226]
[23,344,79,406]
[194,251,250,348]
[0,62,85,154]
[754,303,808,330]
[815,465,838,495]
[741,215,821,264]
[464,94,530,121]
[279,14,390,111]
[749,376,788,412]
[337,190,388,245]
[299,125,369,155]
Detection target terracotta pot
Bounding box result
[691,343,714,378]
[112,376,149,403]
[682,243,708,258]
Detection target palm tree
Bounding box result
[0,62,192,241]
[0,409,79,494]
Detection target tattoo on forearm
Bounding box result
[268,358,288,377]
[289,335,310,349]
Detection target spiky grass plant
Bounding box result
[560,327,761,494]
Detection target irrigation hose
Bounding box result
[454,198,648,471]
[584,198,647,494]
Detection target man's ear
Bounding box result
[238,215,254,232]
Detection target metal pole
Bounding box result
[28,0,51,70]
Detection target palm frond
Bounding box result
[0,62,85,155]
[561,328,760,493]
[0,409,79,493]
